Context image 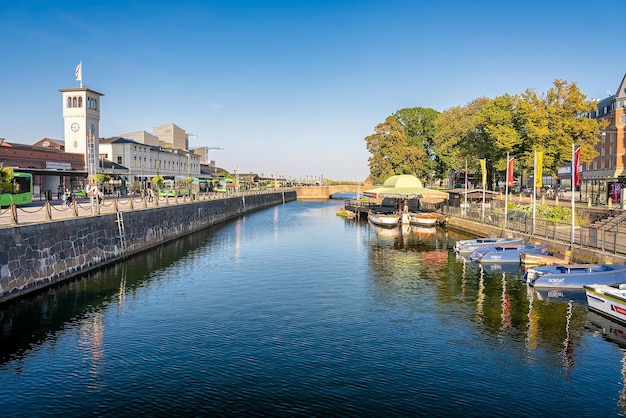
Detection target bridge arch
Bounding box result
[294,184,367,200]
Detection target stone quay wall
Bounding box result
[0,191,296,304]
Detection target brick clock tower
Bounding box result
[58,86,104,175]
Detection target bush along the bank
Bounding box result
[500,202,587,226]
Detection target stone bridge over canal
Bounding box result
[294,184,371,199]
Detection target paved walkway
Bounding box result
[0,189,292,228]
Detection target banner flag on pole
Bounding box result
[465,161,468,188]
[573,147,581,187]
[480,159,487,186]
[75,62,82,82]
[507,157,515,187]
[535,151,543,188]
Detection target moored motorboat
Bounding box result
[520,251,568,266]
[454,237,525,256]
[524,264,626,289]
[408,211,439,227]
[584,283,626,324]
[470,243,549,264]
[367,211,400,228]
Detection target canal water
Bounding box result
[1,200,625,417]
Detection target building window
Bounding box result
[621,115,626,123]
[78,97,82,107]
[67,97,71,108]
[117,156,123,165]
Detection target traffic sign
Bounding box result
[86,183,97,196]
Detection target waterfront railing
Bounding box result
[445,206,626,256]
[0,188,295,228]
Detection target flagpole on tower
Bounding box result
[76,61,83,88]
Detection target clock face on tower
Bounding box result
[71,122,79,132]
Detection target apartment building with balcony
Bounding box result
[581,73,626,205]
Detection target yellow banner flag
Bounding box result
[480,159,487,186]
[535,151,543,188]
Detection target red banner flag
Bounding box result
[573,147,581,187]
[507,157,515,187]
[465,165,468,187]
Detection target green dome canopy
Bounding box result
[364,174,447,200]
[382,174,424,189]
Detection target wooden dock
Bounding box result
[520,251,570,266]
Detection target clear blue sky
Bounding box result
[1,0,625,181]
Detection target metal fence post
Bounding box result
[45,201,52,221]
[10,203,17,225]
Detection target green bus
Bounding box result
[0,172,33,207]
[158,176,198,197]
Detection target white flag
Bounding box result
[75,62,82,81]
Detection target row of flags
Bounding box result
[475,148,581,189]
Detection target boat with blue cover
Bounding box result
[524,264,626,289]
[454,237,525,256]
[469,243,549,264]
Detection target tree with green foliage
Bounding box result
[393,107,441,184]
[0,167,14,193]
[364,116,427,184]
[431,79,603,189]
[516,79,603,178]
[433,97,491,184]
[364,107,440,185]
[477,94,523,177]
[95,173,111,185]
[152,175,164,189]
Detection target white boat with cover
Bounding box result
[367,211,400,228]
[409,212,439,227]
[454,237,525,256]
[585,283,626,324]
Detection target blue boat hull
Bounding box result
[470,244,548,264]
[454,237,524,256]
[525,264,626,289]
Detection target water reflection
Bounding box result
[0,227,221,365]
[366,225,591,374]
[1,203,625,416]
[585,310,626,414]
[77,311,104,389]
